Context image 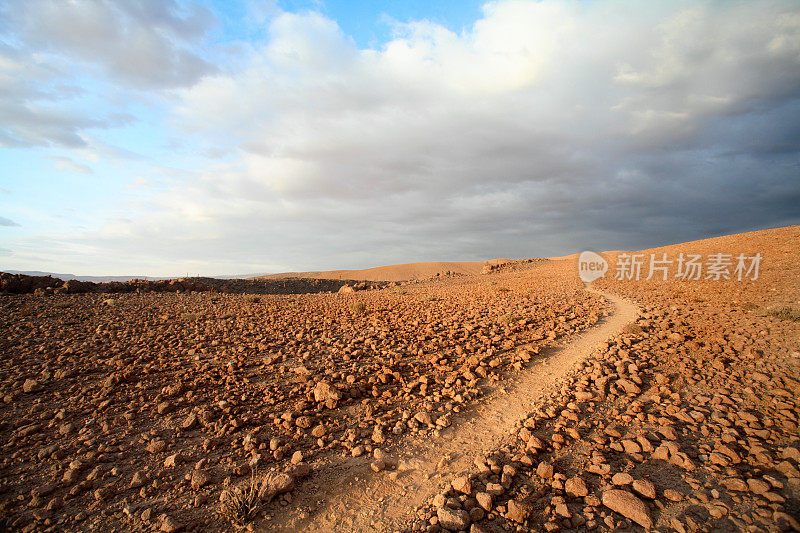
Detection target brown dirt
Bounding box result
[271,288,637,532]
[2,225,798,533]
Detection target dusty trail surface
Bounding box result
[274,288,638,532]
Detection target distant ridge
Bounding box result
[255,259,512,282]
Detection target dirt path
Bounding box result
[266,287,638,532]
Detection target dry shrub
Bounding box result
[767,306,800,322]
[348,301,367,314]
[623,323,644,334]
[219,473,262,527]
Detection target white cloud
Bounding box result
[3,0,800,275]
[51,155,93,174]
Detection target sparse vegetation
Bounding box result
[766,305,800,322]
[622,323,644,334]
[348,301,366,314]
[219,472,262,527]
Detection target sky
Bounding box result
[1,0,799,277]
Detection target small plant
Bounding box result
[349,301,367,314]
[766,306,800,322]
[219,472,262,527]
[497,314,513,325]
[623,323,644,334]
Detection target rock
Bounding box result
[313,381,341,406]
[773,511,800,531]
[476,492,493,511]
[663,488,683,501]
[747,478,771,494]
[602,489,653,529]
[290,451,304,464]
[370,460,386,472]
[338,285,355,294]
[452,476,472,495]
[437,506,470,531]
[164,453,181,468]
[632,479,656,499]
[130,471,147,489]
[565,477,589,497]
[611,472,634,486]
[22,379,40,393]
[536,462,554,479]
[506,499,532,523]
[181,413,198,430]
[616,379,641,395]
[160,515,183,533]
[157,401,174,415]
[259,471,294,501]
[190,470,211,490]
[721,478,748,491]
[146,440,166,454]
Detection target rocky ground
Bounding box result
[404,226,800,532]
[0,260,605,532]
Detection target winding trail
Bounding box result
[266,287,638,532]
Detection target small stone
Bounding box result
[22,379,40,393]
[663,488,683,502]
[259,471,294,502]
[146,440,166,454]
[290,451,304,465]
[452,476,472,495]
[632,479,656,499]
[506,499,532,523]
[160,515,183,533]
[536,462,554,479]
[611,472,634,486]
[747,478,771,495]
[476,492,492,511]
[164,453,181,468]
[437,506,470,531]
[130,471,147,489]
[157,401,174,415]
[602,489,653,529]
[190,470,211,490]
[565,477,589,497]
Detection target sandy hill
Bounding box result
[256,259,512,282]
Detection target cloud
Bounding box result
[4,1,800,275]
[51,156,93,174]
[1,0,217,89]
[0,0,216,149]
[0,217,20,227]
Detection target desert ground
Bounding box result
[1,226,798,532]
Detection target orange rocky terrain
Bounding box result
[400,225,800,533]
[0,259,604,532]
[1,226,798,533]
